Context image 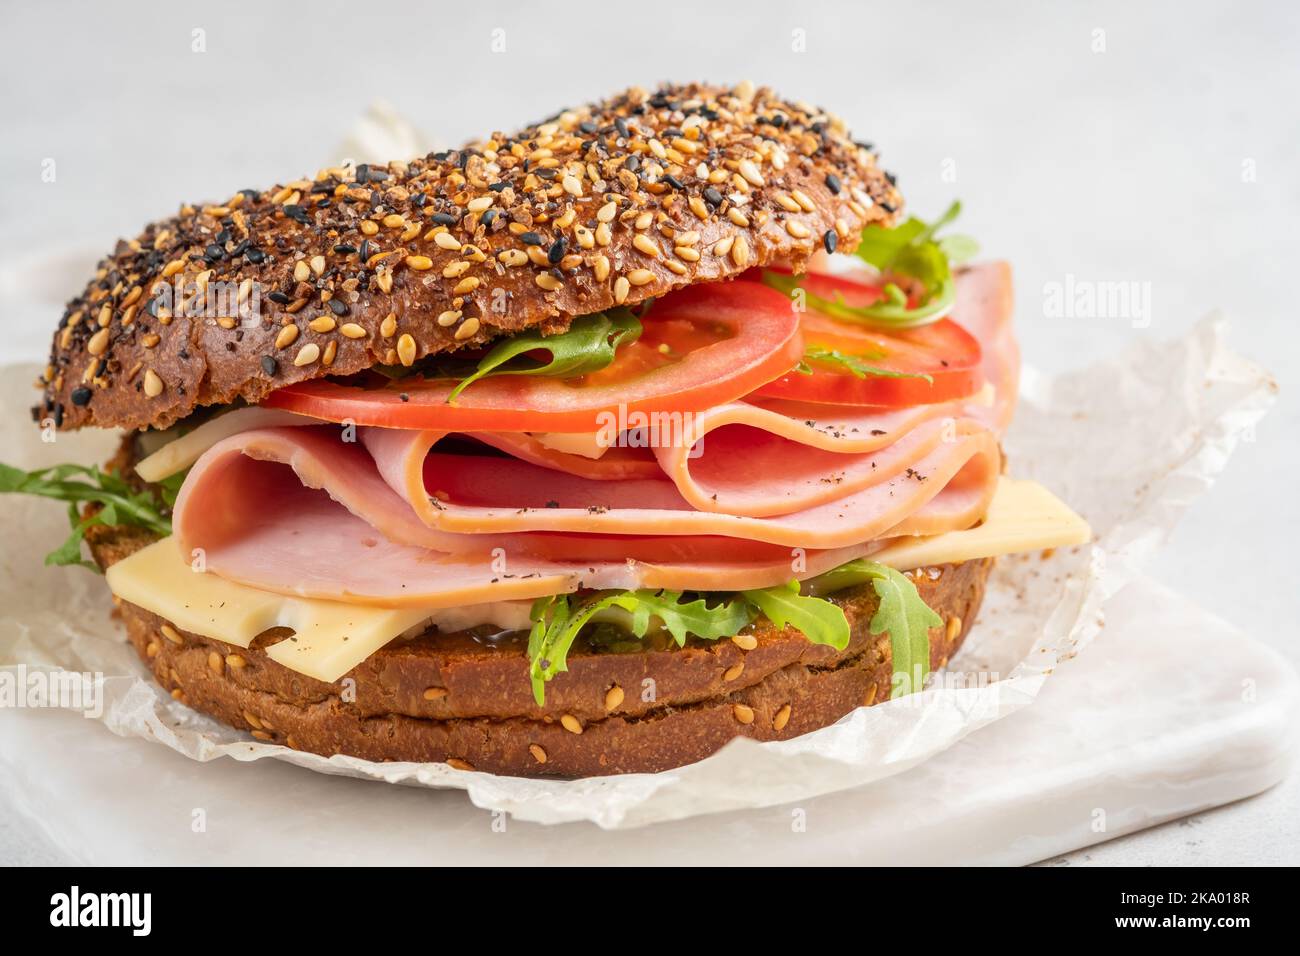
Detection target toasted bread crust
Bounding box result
[39,82,902,434]
[88,524,990,777]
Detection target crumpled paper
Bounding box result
[0,316,1274,828]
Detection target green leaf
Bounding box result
[527,588,756,704]
[744,579,851,651]
[805,559,942,698]
[802,345,933,384]
[0,461,175,573]
[762,200,978,329]
[523,559,941,705]
[448,308,641,402]
[603,590,756,646]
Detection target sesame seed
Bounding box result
[593,255,611,281]
[547,237,567,264]
[731,234,751,267]
[626,268,655,286]
[605,684,625,711]
[446,758,474,772]
[613,276,630,303]
[688,196,709,220]
[434,231,462,251]
[437,310,461,327]
[561,174,583,197]
[597,201,617,223]
[308,315,336,333]
[675,245,700,262]
[466,196,493,213]
[293,343,320,366]
[405,254,434,271]
[791,189,816,212]
[773,703,792,731]
[823,230,838,253]
[786,220,812,239]
[825,173,842,194]
[519,231,543,246]
[732,703,755,724]
[340,322,367,338]
[731,633,758,651]
[535,273,563,291]
[775,193,801,213]
[454,317,480,340]
[273,325,297,351]
[723,662,745,681]
[560,714,583,735]
[738,158,765,186]
[143,369,164,397]
[498,249,528,266]
[310,254,326,275]
[293,260,311,283]
[713,236,735,257]
[260,356,278,376]
[632,234,660,258]
[380,313,397,338]
[528,744,548,764]
[86,328,110,356]
[397,333,417,366]
[161,624,183,645]
[727,208,750,227]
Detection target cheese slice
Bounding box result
[105,537,526,683]
[532,429,611,459]
[134,407,311,482]
[105,479,1088,683]
[870,478,1090,570]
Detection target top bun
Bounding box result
[37,81,902,432]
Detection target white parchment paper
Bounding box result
[0,315,1274,828]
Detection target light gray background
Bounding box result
[1,0,1297,865]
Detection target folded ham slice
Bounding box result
[170,262,1016,606]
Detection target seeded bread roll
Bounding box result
[38,81,901,433]
[88,522,989,778]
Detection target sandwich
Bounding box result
[3,82,1090,777]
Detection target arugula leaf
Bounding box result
[805,558,942,698]
[0,462,175,572]
[525,559,942,704]
[448,308,641,402]
[528,589,755,704]
[744,579,850,650]
[762,200,978,329]
[799,345,933,384]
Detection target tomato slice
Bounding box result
[750,272,983,406]
[264,281,802,432]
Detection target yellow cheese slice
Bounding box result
[134,407,310,482]
[871,478,1091,570]
[105,479,1088,683]
[106,537,436,682]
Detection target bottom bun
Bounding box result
[89,525,991,777]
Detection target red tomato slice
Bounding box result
[751,272,983,406]
[264,281,802,432]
